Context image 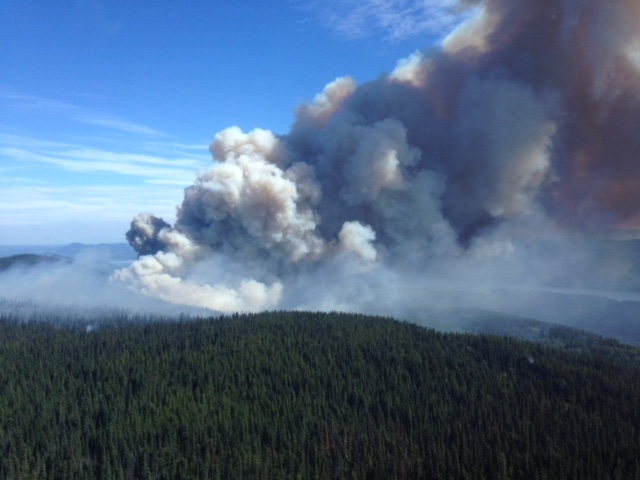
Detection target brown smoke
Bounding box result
[114,0,640,313]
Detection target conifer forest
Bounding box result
[1,311,639,479]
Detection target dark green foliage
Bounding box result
[0,254,67,272]
[1,311,639,479]
[441,308,640,367]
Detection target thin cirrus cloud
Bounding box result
[301,0,475,42]
[0,183,181,223]
[0,88,164,137]
[0,181,185,246]
[0,134,208,186]
[0,132,209,243]
[0,86,211,243]
[74,113,162,136]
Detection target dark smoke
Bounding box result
[114,0,640,317]
[126,214,171,257]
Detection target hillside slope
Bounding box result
[432,308,640,366]
[0,253,68,272]
[1,311,639,479]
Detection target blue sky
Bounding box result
[1,0,468,245]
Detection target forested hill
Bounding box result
[434,308,640,366]
[0,253,68,272]
[1,312,640,479]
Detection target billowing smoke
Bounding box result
[113,0,640,317]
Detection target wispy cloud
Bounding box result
[75,114,162,136]
[0,133,208,186]
[0,183,181,223]
[0,182,183,246]
[0,129,210,242]
[0,88,164,136]
[299,0,476,42]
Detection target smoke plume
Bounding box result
[113,0,640,318]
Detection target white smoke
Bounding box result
[113,0,640,317]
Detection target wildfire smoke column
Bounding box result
[113,0,640,312]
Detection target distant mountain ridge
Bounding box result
[0,253,69,273]
[0,243,136,261]
[430,308,640,366]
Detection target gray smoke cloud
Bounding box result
[113,0,640,320]
[0,250,212,319]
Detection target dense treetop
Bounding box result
[1,311,639,479]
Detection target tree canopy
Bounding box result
[1,311,639,479]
